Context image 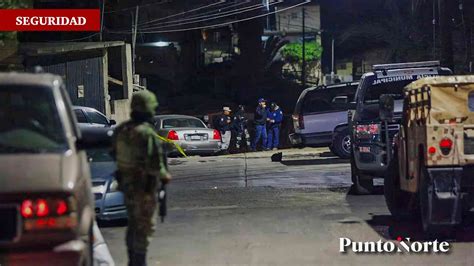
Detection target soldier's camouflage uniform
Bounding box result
[112,90,169,266]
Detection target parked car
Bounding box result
[290,82,359,158]
[154,114,222,156]
[349,61,452,194]
[87,146,127,221]
[0,72,95,265]
[73,106,116,129]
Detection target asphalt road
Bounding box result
[100,148,474,265]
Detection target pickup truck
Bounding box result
[0,72,98,265]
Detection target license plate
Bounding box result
[190,135,201,141]
[359,146,371,153]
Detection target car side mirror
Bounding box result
[379,94,394,121]
[109,119,117,126]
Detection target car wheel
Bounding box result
[350,153,374,195]
[332,128,351,159]
[82,223,94,266]
[384,150,416,220]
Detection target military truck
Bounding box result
[384,75,474,234]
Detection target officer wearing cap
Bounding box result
[112,90,171,266]
[251,98,268,151]
[266,102,283,150]
[217,106,233,151]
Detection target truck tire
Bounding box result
[350,153,374,195]
[332,128,351,159]
[384,151,416,220]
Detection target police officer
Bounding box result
[217,106,233,151]
[232,105,251,151]
[266,102,283,150]
[251,98,268,151]
[112,90,171,266]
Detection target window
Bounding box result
[0,85,67,153]
[469,92,474,112]
[302,92,333,114]
[74,109,88,123]
[162,118,206,129]
[87,111,109,125]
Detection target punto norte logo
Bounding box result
[339,237,450,253]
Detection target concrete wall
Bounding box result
[111,99,131,123]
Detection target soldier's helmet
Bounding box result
[131,90,159,115]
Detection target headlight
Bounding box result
[108,179,119,192]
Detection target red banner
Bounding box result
[0,9,101,31]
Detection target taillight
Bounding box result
[213,129,221,140]
[35,199,49,217]
[167,130,179,140]
[21,198,69,218]
[439,138,453,155]
[21,200,34,218]
[355,123,380,138]
[428,146,437,154]
[56,200,68,215]
[21,198,76,231]
[292,114,305,130]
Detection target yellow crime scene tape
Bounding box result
[153,132,187,157]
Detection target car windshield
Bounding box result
[363,78,417,103]
[87,148,114,162]
[162,118,206,128]
[0,85,67,154]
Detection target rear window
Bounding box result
[469,92,474,112]
[0,85,67,153]
[74,109,87,123]
[362,74,439,103]
[300,85,357,114]
[162,118,206,128]
[87,110,109,125]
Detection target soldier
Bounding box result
[112,90,172,266]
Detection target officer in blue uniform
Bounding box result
[251,98,268,151]
[266,102,283,150]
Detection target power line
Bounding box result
[137,0,227,26]
[140,1,259,29]
[139,1,280,31]
[108,0,310,34]
[124,1,281,32]
[104,0,170,14]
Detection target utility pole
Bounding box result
[438,0,454,70]
[100,0,105,41]
[301,7,306,88]
[132,5,139,76]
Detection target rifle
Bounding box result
[158,183,167,223]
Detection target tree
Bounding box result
[280,41,323,83]
[0,0,32,41]
[339,0,432,63]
